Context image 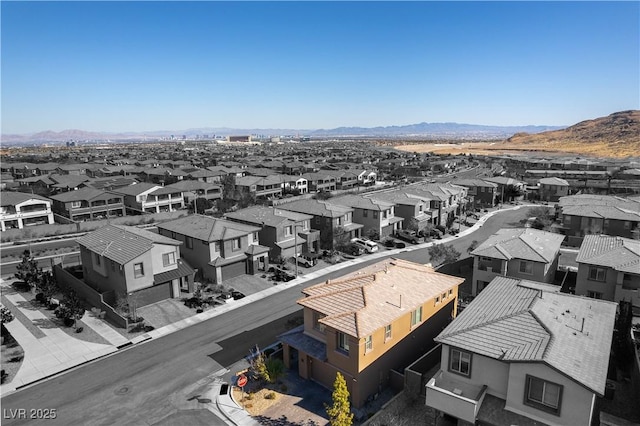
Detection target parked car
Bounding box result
[231,291,246,300]
[273,266,296,282]
[396,229,422,244]
[350,237,379,253]
[294,253,317,268]
[343,243,365,256]
[420,228,443,239]
[216,292,234,302]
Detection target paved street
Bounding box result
[0,206,534,425]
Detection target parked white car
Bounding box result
[351,237,379,253]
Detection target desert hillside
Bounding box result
[395,110,639,159]
[504,110,640,157]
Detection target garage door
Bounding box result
[135,282,172,307]
[221,261,246,281]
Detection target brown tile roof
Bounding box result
[576,234,640,274]
[436,276,617,396]
[298,258,463,338]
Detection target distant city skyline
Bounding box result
[2,1,638,134]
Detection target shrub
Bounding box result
[9,355,23,363]
[196,308,203,314]
[280,384,288,392]
[245,392,253,400]
[75,327,83,333]
[63,318,75,327]
[265,392,277,400]
[244,403,253,409]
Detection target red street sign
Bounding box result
[237,374,248,388]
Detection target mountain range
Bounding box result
[1,122,565,145]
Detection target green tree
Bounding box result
[193,197,214,214]
[325,372,353,426]
[527,206,555,231]
[57,290,85,330]
[467,240,479,254]
[36,271,59,304]
[1,306,14,325]
[428,244,461,266]
[14,250,42,291]
[265,357,285,384]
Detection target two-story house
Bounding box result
[234,175,284,200]
[156,215,270,284]
[276,199,363,250]
[0,191,54,231]
[279,258,464,408]
[302,172,337,193]
[163,180,221,205]
[331,194,403,239]
[575,234,640,309]
[50,187,126,221]
[470,228,565,296]
[454,179,498,209]
[113,182,184,214]
[483,176,527,203]
[426,276,616,426]
[404,183,468,227]
[325,170,360,190]
[367,191,434,231]
[556,194,640,246]
[77,225,195,306]
[538,177,569,202]
[225,206,319,261]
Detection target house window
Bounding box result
[336,217,342,226]
[232,238,241,251]
[434,296,440,306]
[384,324,392,341]
[253,231,259,241]
[313,312,326,333]
[162,252,176,266]
[448,289,453,296]
[588,267,606,282]
[587,291,603,300]
[94,253,101,266]
[71,201,81,208]
[285,226,292,237]
[337,332,349,354]
[624,221,631,230]
[214,241,221,252]
[449,348,471,377]
[525,375,562,415]
[363,210,368,217]
[186,237,193,249]
[134,262,144,278]
[411,306,423,327]
[604,219,610,229]
[519,261,533,275]
[302,221,309,230]
[365,335,373,353]
[442,292,447,300]
[373,211,378,219]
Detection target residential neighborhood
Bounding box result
[0,140,639,426]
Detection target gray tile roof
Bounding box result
[157,215,260,242]
[331,194,394,211]
[435,276,617,395]
[111,182,160,196]
[0,191,51,206]
[538,177,569,186]
[471,228,565,263]
[276,199,352,218]
[77,224,180,265]
[225,205,311,228]
[576,234,640,274]
[49,187,111,202]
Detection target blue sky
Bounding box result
[2,1,638,134]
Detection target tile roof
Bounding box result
[225,205,312,228]
[49,187,111,202]
[365,191,425,206]
[538,177,569,186]
[157,215,260,242]
[298,258,463,339]
[0,191,51,206]
[163,180,221,192]
[576,234,640,274]
[559,194,640,213]
[454,179,498,188]
[331,194,394,211]
[435,276,616,395]
[276,199,352,218]
[471,228,564,263]
[111,182,160,196]
[76,224,180,265]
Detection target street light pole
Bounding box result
[294,222,299,278]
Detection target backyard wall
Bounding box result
[404,344,442,397]
[52,265,129,329]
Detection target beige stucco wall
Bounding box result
[506,362,595,426]
[440,345,509,399]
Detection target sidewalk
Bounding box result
[0,279,129,395]
[0,205,531,403]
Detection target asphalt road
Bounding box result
[0,206,533,426]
